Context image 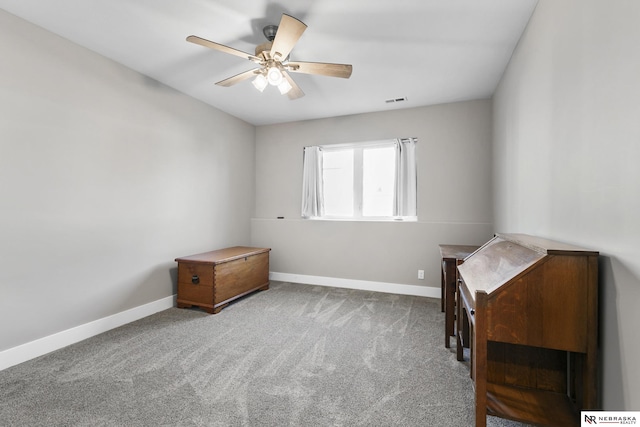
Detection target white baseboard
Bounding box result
[270,272,441,299]
[0,295,176,372]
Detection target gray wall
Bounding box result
[492,0,640,410]
[0,11,256,352]
[252,100,494,289]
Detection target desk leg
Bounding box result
[444,260,456,348]
[583,256,598,409]
[474,294,488,427]
[440,264,445,312]
[456,301,466,361]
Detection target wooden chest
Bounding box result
[175,246,271,314]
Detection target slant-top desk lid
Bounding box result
[457,233,598,298]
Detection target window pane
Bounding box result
[362,146,395,217]
[323,149,354,216]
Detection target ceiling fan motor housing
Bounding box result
[263,25,278,41]
[255,41,273,58]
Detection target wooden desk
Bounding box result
[175,246,270,314]
[439,244,479,348]
[457,234,598,427]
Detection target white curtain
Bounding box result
[393,138,417,217]
[301,146,324,218]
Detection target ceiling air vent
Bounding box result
[385,97,408,104]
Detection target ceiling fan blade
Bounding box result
[270,14,307,61]
[216,69,260,87]
[286,61,353,79]
[282,71,305,100]
[186,35,261,63]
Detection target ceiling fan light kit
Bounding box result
[277,78,292,95]
[187,13,353,100]
[252,73,268,92]
[252,66,292,94]
[267,66,284,86]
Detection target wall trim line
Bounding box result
[269,272,440,299]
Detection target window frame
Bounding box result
[312,139,417,222]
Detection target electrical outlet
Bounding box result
[418,270,425,280]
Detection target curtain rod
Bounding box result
[304,137,417,149]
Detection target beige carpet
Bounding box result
[0,281,532,426]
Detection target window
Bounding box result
[301,138,417,221]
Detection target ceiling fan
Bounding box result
[186,13,353,100]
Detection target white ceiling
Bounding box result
[0,0,538,126]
